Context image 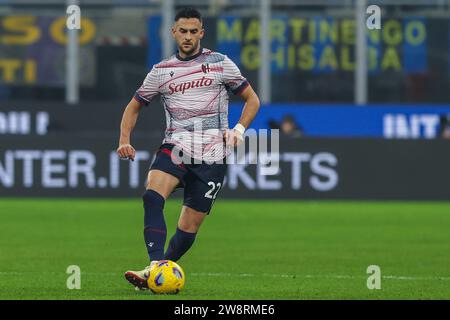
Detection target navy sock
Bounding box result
[164,228,197,262]
[143,189,166,261]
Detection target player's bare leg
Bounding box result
[145,169,181,199]
[125,169,180,290]
[164,205,207,261]
[178,206,207,233]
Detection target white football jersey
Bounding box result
[134,48,249,162]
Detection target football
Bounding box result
[147,260,185,294]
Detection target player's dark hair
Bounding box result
[175,7,202,23]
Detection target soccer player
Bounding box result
[117,7,260,290]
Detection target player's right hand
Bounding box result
[116,144,136,161]
[224,129,244,147]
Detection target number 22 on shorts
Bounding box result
[204,182,222,199]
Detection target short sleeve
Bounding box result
[134,66,159,106]
[222,56,249,95]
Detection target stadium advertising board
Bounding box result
[213,16,427,74]
[2,102,449,139]
[1,14,449,102]
[1,136,449,200]
[148,15,450,102]
[149,16,428,74]
[228,104,450,139]
[0,15,96,86]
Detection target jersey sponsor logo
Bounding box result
[201,63,211,73]
[168,76,214,95]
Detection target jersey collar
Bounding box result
[176,47,203,61]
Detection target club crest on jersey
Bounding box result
[201,63,210,73]
[169,76,214,95]
[170,71,174,77]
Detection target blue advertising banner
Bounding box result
[1,101,449,139]
[228,104,450,139]
[148,15,428,75]
[216,16,242,68]
[215,16,428,75]
[145,15,449,103]
[402,17,427,74]
[147,15,163,69]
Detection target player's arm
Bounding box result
[117,98,143,161]
[118,66,159,160]
[222,55,260,146]
[235,84,260,129]
[225,85,260,146]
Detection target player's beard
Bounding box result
[179,41,199,57]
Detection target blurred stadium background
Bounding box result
[1,0,450,299]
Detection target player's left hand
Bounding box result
[224,129,244,147]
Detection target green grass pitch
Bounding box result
[0,198,449,300]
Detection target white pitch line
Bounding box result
[1,271,450,281]
[189,272,450,281]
